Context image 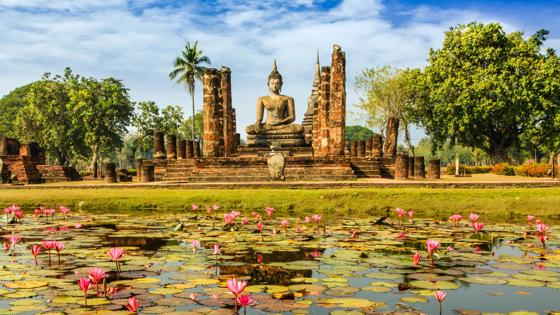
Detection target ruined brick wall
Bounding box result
[203,68,223,157]
[328,45,346,156]
[313,66,331,156]
[220,67,235,156]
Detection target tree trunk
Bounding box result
[403,123,415,156]
[383,116,399,158]
[489,147,508,164]
[91,144,99,179]
[191,90,196,141]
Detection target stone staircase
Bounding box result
[162,157,356,182]
[0,155,43,183]
[350,157,395,178]
[37,165,82,183]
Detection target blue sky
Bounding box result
[1,0,559,143]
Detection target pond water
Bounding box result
[0,209,558,314]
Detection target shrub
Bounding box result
[446,165,492,175]
[491,163,515,176]
[514,163,558,177]
[79,171,92,177]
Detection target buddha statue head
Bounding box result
[268,60,283,94]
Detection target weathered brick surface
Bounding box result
[313,66,331,156]
[203,68,223,157]
[166,134,177,160]
[357,140,365,158]
[153,131,166,159]
[193,140,201,158]
[186,140,194,159]
[428,159,441,179]
[372,133,383,157]
[383,117,399,158]
[408,156,415,177]
[136,159,143,181]
[365,138,372,157]
[350,141,357,157]
[328,45,346,156]
[177,140,186,159]
[104,162,117,183]
[395,153,408,179]
[36,165,81,183]
[141,165,155,182]
[414,156,426,178]
[221,67,236,157]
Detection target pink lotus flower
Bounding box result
[295,226,304,234]
[87,267,106,297]
[59,206,70,218]
[540,234,548,246]
[34,209,41,217]
[257,222,264,232]
[434,290,446,302]
[280,219,289,236]
[42,240,56,265]
[191,204,199,211]
[425,239,441,264]
[224,213,235,225]
[230,211,241,219]
[310,214,322,223]
[395,208,407,217]
[473,222,484,233]
[77,277,92,306]
[412,252,421,265]
[469,213,479,223]
[125,296,140,313]
[31,244,41,265]
[206,206,212,215]
[213,244,221,255]
[7,234,20,246]
[109,247,124,273]
[449,214,463,226]
[191,240,200,254]
[75,223,82,229]
[54,241,64,264]
[265,207,275,219]
[257,254,263,264]
[310,249,321,259]
[14,209,24,221]
[212,204,220,211]
[446,246,454,252]
[536,223,549,234]
[242,217,249,225]
[227,278,247,295]
[237,294,256,314]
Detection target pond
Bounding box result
[0,206,558,314]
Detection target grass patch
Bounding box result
[1,187,559,222]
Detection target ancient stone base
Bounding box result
[36,165,81,183]
[246,134,306,147]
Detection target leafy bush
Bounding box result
[79,171,92,177]
[446,165,492,175]
[491,163,515,176]
[514,163,558,177]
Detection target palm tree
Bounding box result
[169,41,211,140]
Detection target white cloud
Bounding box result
[0,0,557,143]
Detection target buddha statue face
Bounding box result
[268,73,282,94]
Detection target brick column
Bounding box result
[350,141,357,157]
[383,117,399,158]
[357,140,365,158]
[186,140,194,158]
[365,138,372,157]
[372,133,383,157]
[177,140,186,159]
[154,131,165,159]
[193,140,201,158]
[394,153,408,179]
[142,165,154,182]
[203,68,223,157]
[136,159,143,182]
[408,156,415,178]
[414,156,426,178]
[328,45,346,156]
[166,134,177,160]
[221,67,234,156]
[104,162,117,183]
[313,66,331,156]
[427,159,441,179]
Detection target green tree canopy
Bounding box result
[162,105,184,136]
[0,84,34,138]
[413,22,560,163]
[345,125,374,143]
[131,101,163,158]
[180,111,203,142]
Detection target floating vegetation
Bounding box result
[0,205,558,314]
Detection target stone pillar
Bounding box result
[383,117,399,158]
[372,133,383,157]
[104,162,117,183]
[186,140,194,159]
[203,68,223,157]
[427,159,441,179]
[350,142,357,157]
[154,131,166,159]
[177,140,186,159]
[394,153,408,179]
[166,134,177,160]
[408,156,415,177]
[328,45,346,156]
[136,159,143,182]
[221,67,234,157]
[142,165,155,182]
[193,140,200,158]
[365,138,372,157]
[357,140,365,158]
[414,156,426,178]
[313,66,331,156]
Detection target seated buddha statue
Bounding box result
[246,61,305,147]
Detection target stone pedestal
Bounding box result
[383,117,399,158]
[427,159,440,179]
[372,133,383,157]
[414,156,426,178]
[193,141,200,158]
[154,132,166,159]
[166,134,177,160]
[104,162,117,183]
[357,140,365,158]
[408,156,415,178]
[177,140,186,159]
[394,153,408,179]
[246,134,306,147]
[136,159,143,182]
[142,165,155,182]
[186,140,194,158]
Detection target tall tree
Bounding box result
[0,84,34,138]
[413,23,560,163]
[345,125,374,143]
[15,68,86,165]
[162,105,184,136]
[131,101,163,158]
[180,111,204,142]
[168,41,211,141]
[354,65,419,155]
[70,76,134,177]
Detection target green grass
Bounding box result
[1,187,559,222]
